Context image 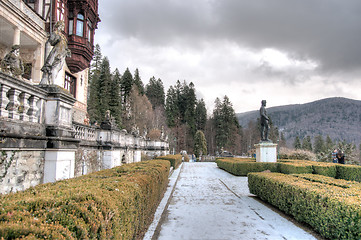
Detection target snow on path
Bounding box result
[154,162,317,240]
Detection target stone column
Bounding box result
[13,27,20,46]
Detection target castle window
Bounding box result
[87,20,92,43]
[76,13,84,37]
[68,19,73,34]
[64,73,76,97]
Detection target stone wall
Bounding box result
[0,150,44,193]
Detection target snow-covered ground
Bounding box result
[145,162,318,240]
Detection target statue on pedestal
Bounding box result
[40,21,71,85]
[0,45,24,78]
[260,100,270,142]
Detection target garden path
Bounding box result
[145,162,319,240]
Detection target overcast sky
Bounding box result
[95,0,361,113]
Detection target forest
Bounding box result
[87,45,361,164]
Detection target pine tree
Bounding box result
[88,56,112,124]
[313,135,325,153]
[108,68,122,127]
[293,136,302,149]
[87,44,103,123]
[194,130,207,159]
[195,99,207,131]
[98,57,112,120]
[325,135,334,151]
[121,68,133,104]
[302,136,313,151]
[165,86,179,128]
[213,96,240,153]
[146,77,165,109]
[133,68,145,95]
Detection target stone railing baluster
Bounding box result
[0,85,11,118]
[7,88,21,120]
[19,92,30,121]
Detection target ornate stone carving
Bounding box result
[0,45,24,78]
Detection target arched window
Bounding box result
[76,13,84,37]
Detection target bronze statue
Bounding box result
[40,21,71,85]
[260,100,270,142]
[0,45,24,78]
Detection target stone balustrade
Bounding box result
[73,122,97,141]
[0,72,46,123]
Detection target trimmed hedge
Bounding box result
[248,172,361,239]
[0,160,170,239]
[156,154,182,169]
[278,162,313,174]
[217,158,360,181]
[336,164,361,182]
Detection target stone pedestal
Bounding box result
[255,142,278,162]
[43,150,75,183]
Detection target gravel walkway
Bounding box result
[145,162,319,240]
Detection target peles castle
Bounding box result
[0,0,169,194]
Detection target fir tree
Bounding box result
[313,135,325,153]
[145,77,165,109]
[133,68,145,95]
[121,68,133,104]
[293,136,302,149]
[108,68,122,127]
[195,99,207,131]
[302,136,313,151]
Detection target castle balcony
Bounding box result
[0,0,47,82]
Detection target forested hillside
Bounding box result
[237,97,361,145]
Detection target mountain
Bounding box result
[236,97,361,145]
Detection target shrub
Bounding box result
[312,162,337,178]
[278,162,313,174]
[248,172,361,240]
[216,158,277,176]
[278,147,316,161]
[155,154,182,169]
[336,164,361,182]
[0,160,170,239]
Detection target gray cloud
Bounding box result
[99,0,361,75]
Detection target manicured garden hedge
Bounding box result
[156,154,183,169]
[336,164,361,182]
[0,160,170,239]
[216,158,360,181]
[248,172,361,240]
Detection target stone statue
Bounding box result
[40,21,71,85]
[0,45,24,78]
[260,100,270,142]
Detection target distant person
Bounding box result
[332,149,338,163]
[336,150,345,164]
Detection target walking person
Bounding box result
[336,150,345,164]
[332,149,338,163]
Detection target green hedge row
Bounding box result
[248,172,361,239]
[156,154,183,169]
[216,158,360,181]
[0,160,170,239]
